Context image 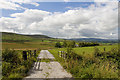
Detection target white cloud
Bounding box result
[94,0,118,2]
[30,3,40,6]
[0,0,40,10]
[64,0,70,2]
[0,2,118,39]
[9,0,40,6]
[66,7,73,9]
[0,0,26,10]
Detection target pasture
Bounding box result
[2,32,65,50]
[2,32,67,50]
[2,41,55,50]
[49,44,118,58]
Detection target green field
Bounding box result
[2,41,55,50]
[2,32,64,50]
[49,44,118,58]
[2,39,65,50]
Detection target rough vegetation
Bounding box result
[49,44,119,78]
[2,49,40,80]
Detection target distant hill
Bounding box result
[69,38,118,43]
[1,32,118,43]
[1,32,52,42]
[24,35,51,39]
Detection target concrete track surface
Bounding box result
[23,50,72,79]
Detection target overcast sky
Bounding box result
[0,0,118,39]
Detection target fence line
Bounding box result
[22,50,37,61]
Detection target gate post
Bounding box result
[34,50,36,57]
[23,51,27,60]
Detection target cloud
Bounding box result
[64,0,70,2]
[94,0,118,2]
[65,7,73,9]
[0,0,40,10]
[9,0,40,6]
[0,0,26,10]
[0,2,118,39]
[30,3,40,6]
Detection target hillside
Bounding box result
[70,38,118,43]
[1,32,52,42]
[24,35,51,39]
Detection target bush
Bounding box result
[94,47,100,57]
[2,49,22,64]
[11,66,26,74]
[55,42,62,48]
[78,42,99,47]
[67,41,76,48]
[63,41,67,47]
[8,73,22,79]
[2,62,12,76]
[2,49,39,79]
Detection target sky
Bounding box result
[0,0,118,39]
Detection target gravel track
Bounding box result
[23,50,72,79]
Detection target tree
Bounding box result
[55,42,62,48]
[71,41,76,48]
[67,41,76,48]
[63,41,67,47]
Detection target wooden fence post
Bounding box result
[29,50,32,57]
[58,51,59,57]
[65,52,67,59]
[60,51,62,57]
[62,51,64,58]
[34,50,36,57]
[27,51,29,59]
[61,51,63,58]
[104,47,106,51]
[23,51,27,60]
[63,51,65,59]
[28,50,32,58]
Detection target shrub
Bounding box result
[71,41,76,48]
[11,66,26,74]
[2,62,12,76]
[2,49,22,64]
[8,73,22,79]
[2,49,39,79]
[67,41,76,48]
[63,41,67,47]
[78,42,99,47]
[55,42,62,48]
[94,47,100,57]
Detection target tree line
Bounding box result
[55,41,99,48]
